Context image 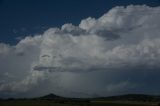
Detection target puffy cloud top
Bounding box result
[1,5,160,98]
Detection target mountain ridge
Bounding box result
[1,93,160,102]
[34,93,160,102]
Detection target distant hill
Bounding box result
[38,93,64,100]
[2,93,160,102]
[95,94,160,102]
[36,93,90,103]
[35,93,160,102]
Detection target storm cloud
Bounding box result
[1,5,160,98]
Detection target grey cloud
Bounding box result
[41,54,50,57]
[61,24,87,36]
[95,29,120,40]
[33,65,114,72]
[1,5,160,98]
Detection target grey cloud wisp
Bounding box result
[1,5,160,98]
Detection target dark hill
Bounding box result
[96,94,160,102]
[37,93,90,103]
[2,93,160,103]
[36,93,160,102]
[38,93,63,100]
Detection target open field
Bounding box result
[0,100,159,106]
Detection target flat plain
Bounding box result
[0,100,159,106]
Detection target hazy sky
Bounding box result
[1,0,160,98]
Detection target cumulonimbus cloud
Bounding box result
[1,5,160,98]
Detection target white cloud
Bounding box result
[1,5,160,98]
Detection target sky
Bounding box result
[1,0,160,98]
[1,0,160,44]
